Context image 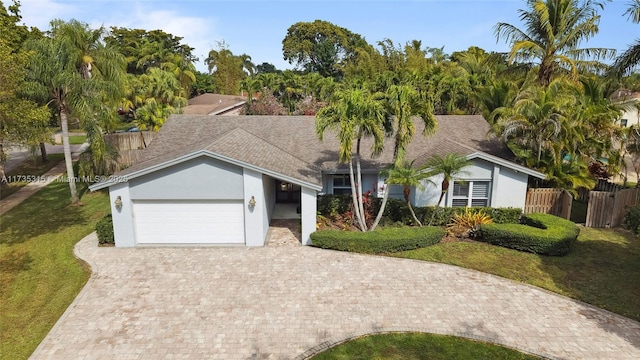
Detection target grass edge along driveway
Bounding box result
[0,181,110,359]
[393,226,640,322]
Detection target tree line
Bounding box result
[2,0,640,204]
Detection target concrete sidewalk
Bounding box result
[1,144,88,216]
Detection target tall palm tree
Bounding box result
[424,153,471,225]
[495,79,571,166]
[23,19,125,204]
[370,84,437,231]
[383,161,434,227]
[495,0,614,86]
[316,87,385,231]
[610,0,640,77]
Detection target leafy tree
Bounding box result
[255,62,280,74]
[610,0,640,77]
[23,19,125,204]
[205,42,248,95]
[192,70,216,96]
[382,161,434,227]
[316,87,385,231]
[282,20,370,78]
[134,68,187,132]
[0,40,50,181]
[105,27,196,75]
[495,0,614,86]
[240,88,287,115]
[424,153,471,225]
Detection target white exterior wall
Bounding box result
[411,158,529,209]
[109,182,136,247]
[493,166,529,208]
[243,168,266,247]
[301,186,317,245]
[618,99,640,127]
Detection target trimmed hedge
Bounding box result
[478,213,579,256]
[310,226,445,254]
[317,195,522,226]
[95,214,114,245]
[624,205,640,233]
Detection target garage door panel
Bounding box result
[133,201,245,244]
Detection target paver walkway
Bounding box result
[31,233,640,359]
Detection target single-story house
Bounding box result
[90,115,545,247]
[182,93,247,116]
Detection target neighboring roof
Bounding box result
[91,114,541,190]
[182,93,247,115]
[611,89,640,103]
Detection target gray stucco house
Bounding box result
[90,115,544,247]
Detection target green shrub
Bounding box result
[624,205,640,232]
[310,226,445,254]
[95,214,114,244]
[317,194,353,217]
[478,213,579,256]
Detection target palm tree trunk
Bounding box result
[39,142,48,163]
[349,158,366,231]
[407,201,423,227]
[355,153,368,230]
[370,182,389,231]
[61,108,80,204]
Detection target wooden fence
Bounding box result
[585,188,639,228]
[524,188,573,219]
[577,179,628,202]
[104,131,156,151]
[104,131,156,168]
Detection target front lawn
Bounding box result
[0,154,64,200]
[68,135,87,144]
[0,181,110,359]
[393,227,640,321]
[311,332,539,359]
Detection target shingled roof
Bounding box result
[93,114,520,190]
[182,93,247,115]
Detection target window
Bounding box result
[621,118,629,127]
[332,175,351,195]
[452,181,490,207]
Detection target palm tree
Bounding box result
[495,79,571,166]
[316,87,385,231]
[383,161,433,227]
[424,153,471,225]
[23,19,125,204]
[370,84,437,231]
[495,0,614,86]
[610,0,640,77]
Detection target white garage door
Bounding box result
[133,200,245,245]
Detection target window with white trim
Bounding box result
[621,118,629,127]
[332,175,351,195]
[452,181,490,207]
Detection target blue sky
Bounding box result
[18,0,639,73]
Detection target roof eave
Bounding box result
[89,149,322,192]
[466,152,546,179]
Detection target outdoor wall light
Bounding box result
[114,196,123,209]
[248,196,256,208]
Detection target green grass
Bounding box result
[0,181,110,359]
[1,154,64,200]
[311,333,540,359]
[68,135,87,144]
[393,227,640,321]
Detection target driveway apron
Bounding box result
[31,233,640,359]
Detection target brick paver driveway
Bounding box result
[32,233,640,359]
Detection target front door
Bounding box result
[275,180,301,203]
